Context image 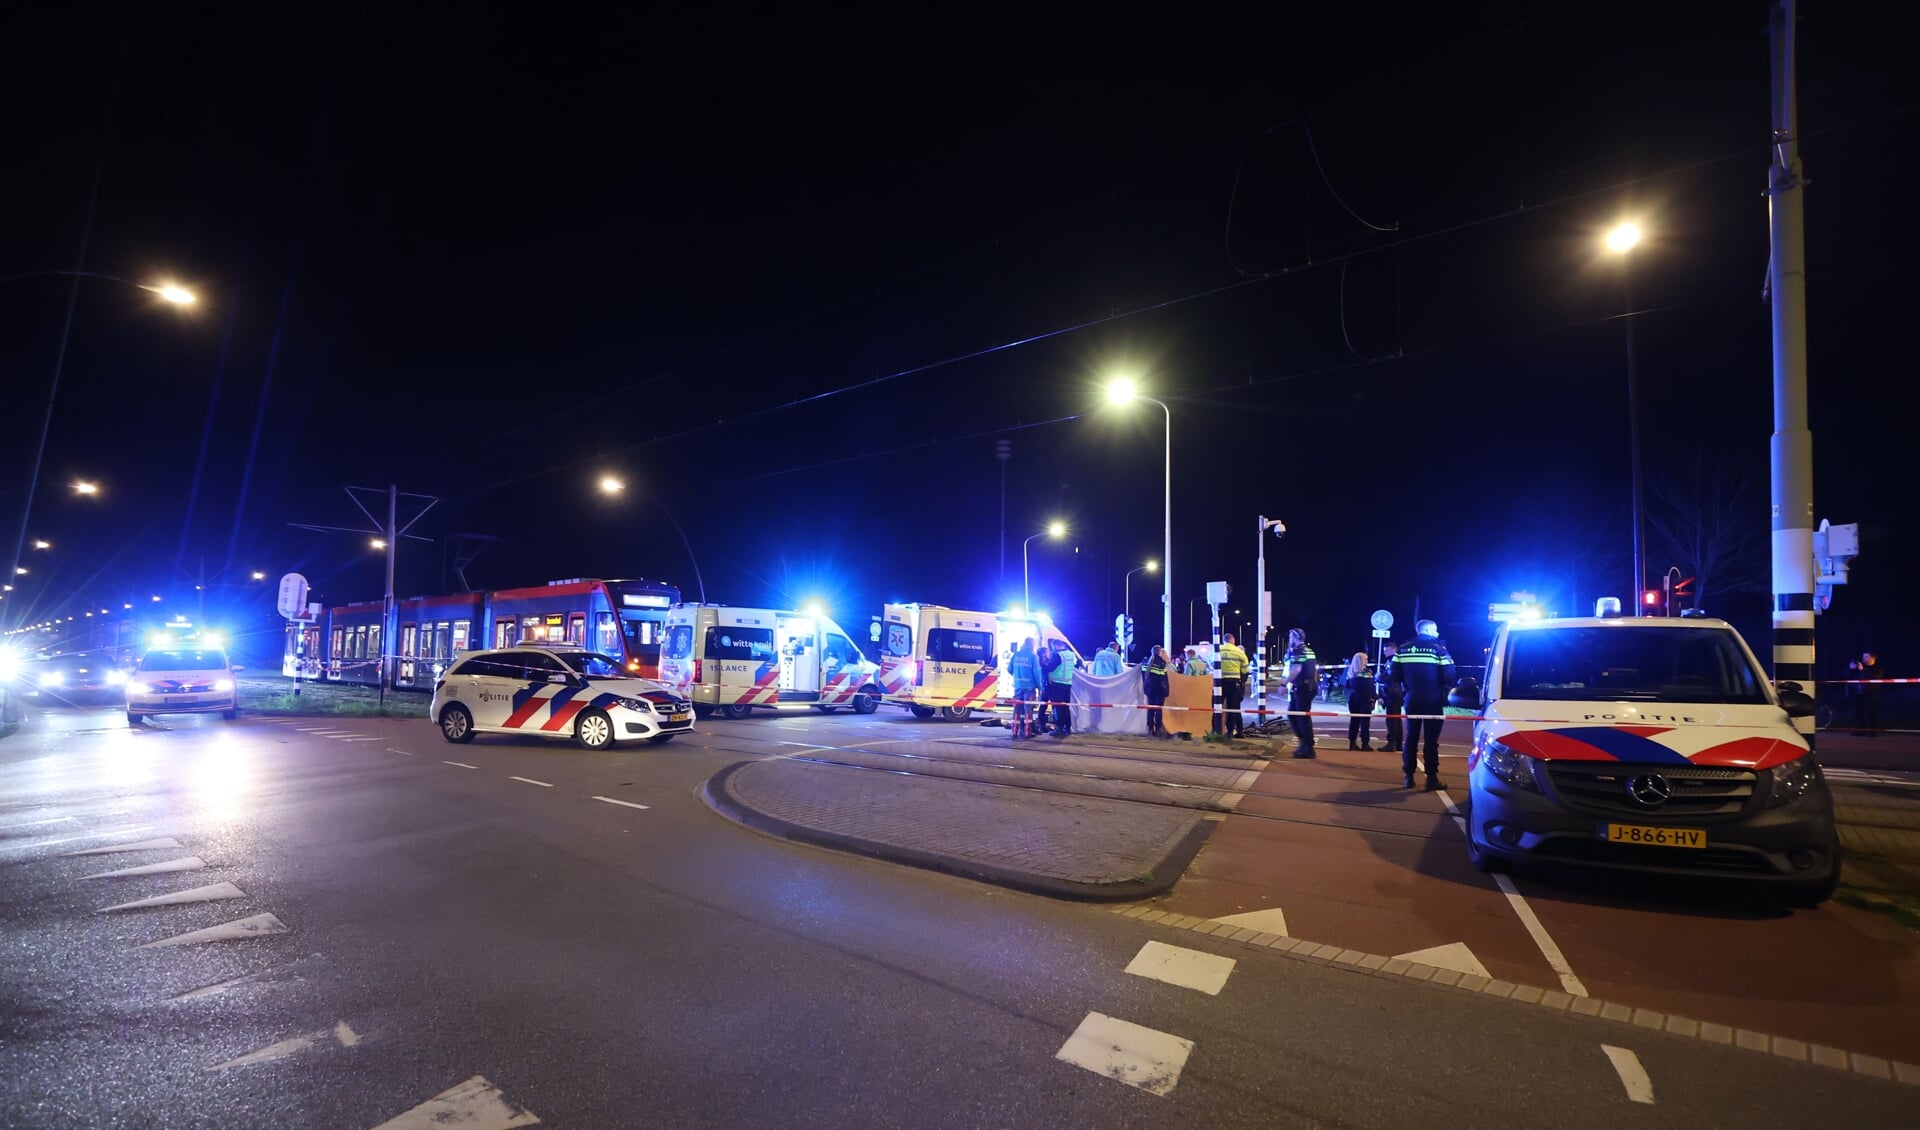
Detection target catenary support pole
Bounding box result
[1768,0,1815,743]
[382,485,396,708]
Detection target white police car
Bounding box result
[1453,601,1838,904]
[127,644,239,725]
[431,646,694,750]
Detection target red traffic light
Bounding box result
[1643,591,1661,606]
[1674,577,1695,595]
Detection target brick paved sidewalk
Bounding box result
[706,757,1211,899]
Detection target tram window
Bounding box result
[494,618,514,649]
[435,622,451,659]
[331,628,343,658]
[595,612,619,654]
[452,619,471,653]
[567,613,586,645]
[369,624,382,659]
[420,625,435,661]
[402,625,418,660]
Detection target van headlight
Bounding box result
[1479,738,1541,792]
[129,682,154,696]
[214,679,235,693]
[1766,754,1822,806]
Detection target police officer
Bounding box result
[1141,644,1171,738]
[1378,642,1404,753]
[1216,632,1250,737]
[1387,620,1455,789]
[1282,628,1318,758]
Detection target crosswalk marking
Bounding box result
[66,837,183,856]
[1124,940,1236,995]
[208,1022,360,1071]
[1056,1011,1194,1097]
[141,912,289,949]
[100,881,246,913]
[1392,942,1490,979]
[371,1075,541,1129]
[83,856,206,879]
[1210,908,1289,937]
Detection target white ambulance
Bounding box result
[659,604,881,719]
[876,603,1083,721]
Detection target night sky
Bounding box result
[3,3,1912,675]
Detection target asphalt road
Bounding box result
[1,702,1911,1128]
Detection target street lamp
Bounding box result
[251,571,266,581]
[1605,219,1647,614]
[32,540,50,550]
[370,538,388,550]
[598,475,625,495]
[151,283,196,305]
[72,481,99,496]
[1123,560,1158,657]
[1104,377,1173,655]
[1022,522,1067,610]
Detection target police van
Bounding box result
[1452,599,1839,903]
[659,604,881,720]
[877,603,1082,721]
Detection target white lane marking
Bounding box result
[1393,942,1491,979]
[141,912,289,949]
[99,881,246,913]
[443,761,479,769]
[65,837,182,856]
[1600,1044,1655,1104]
[388,748,416,756]
[20,826,158,850]
[207,1021,360,1070]
[1056,1011,1194,1097]
[339,736,385,742]
[0,815,73,830]
[1210,908,1289,937]
[510,777,554,788]
[84,856,206,879]
[295,727,334,732]
[1436,788,1588,997]
[1124,940,1236,995]
[371,1075,541,1129]
[591,796,650,810]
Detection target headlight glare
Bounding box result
[39,671,65,687]
[106,669,128,685]
[214,679,235,693]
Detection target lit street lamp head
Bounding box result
[1047,520,1066,538]
[251,571,266,580]
[599,475,625,495]
[32,540,50,550]
[1146,560,1159,572]
[72,481,99,496]
[1105,377,1138,406]
[1604,221,1643,255]
[150,283,196,305]
[370,538,388,550]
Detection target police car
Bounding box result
[431,646,694,750]
[127,642,239,724]
[1452,600,1839,904]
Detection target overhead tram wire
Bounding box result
[456,97,1919,506]
[478,7,1570,444]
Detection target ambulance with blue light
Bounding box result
[877,603,1082,721]
[1452,598,1839,903]
[658,604,881,719]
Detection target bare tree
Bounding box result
[1646,454,1768,609]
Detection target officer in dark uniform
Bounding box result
[1282,628,1318,759]
[1141,645,1171,738]
[1387,620,1454,789]
[1378,642,1404,753]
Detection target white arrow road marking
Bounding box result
[65,837,182,855]
[371,1075,541,1129]
[1056,1012,1194,1097]
[591,796,650,810]
[1209,908,1289,936]
[1124,940,1236,995]
[1435,789,1588,997]
[510,777,554,788]
[0,815,73,830]
[84,856,206,879]
[208,1022,360,1070]
[443,761,478,769]
[1600,1045,1655,1103]
[170,953,323,1002]
[140,912,289,949]
[100,881,245,913]
[1392,942,1491,980]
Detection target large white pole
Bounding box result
[1768,0,1816,740]
[1159,399,1173,657]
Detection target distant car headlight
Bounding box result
[1478,737,1541,792]
[39,671,65,687]
[129,682,154,696]
[1767,753,1822,806]
[106,669,128,685]
[213,679,235,693]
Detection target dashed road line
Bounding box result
[1056,1011,1194,1097]
[388,748,416,756]
[443,761,479,770]
[371,1075,541,1130]
[1124,940,1236,995]
[99,881,246,913]
[339,736,385,742]
[1601,1044,1655,1103]
[510,776,554,788]
[140,912,289,949]
[590,796,650,811]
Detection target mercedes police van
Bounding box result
[1452,599,1839,903]
[877,603,1082,721]
[659,604,881,719]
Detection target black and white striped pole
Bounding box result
[1207,580,1228,734]
[1766,0,1815,743]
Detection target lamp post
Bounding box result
[1105,378,1172,655]
[1123,560,1158,658]
[1023,521,1067,611]
[1604,221,1646,615]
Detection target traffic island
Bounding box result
[702,757,1217,901]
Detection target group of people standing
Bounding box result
[1283,621,1456,790]
[1006,639,1079,739]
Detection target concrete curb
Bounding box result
[701,761,1219,902]
[1106,904,1919,1088]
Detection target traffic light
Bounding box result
[1643,590,1660,607]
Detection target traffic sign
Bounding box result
[1369,609,1394,632]
[276,573,310,620]
[1510,591,1535,603]
[1114,613,1134,650]
[1371,628,1391,639]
